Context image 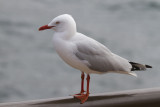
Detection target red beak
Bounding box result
[39,25,54,31]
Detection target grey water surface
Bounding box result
[0,0,159,103]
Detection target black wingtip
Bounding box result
[145,65,152,68]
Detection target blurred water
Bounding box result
[0,0,159,103]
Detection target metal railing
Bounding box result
[0,87,160,107]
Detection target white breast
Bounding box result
[52,35,91,73]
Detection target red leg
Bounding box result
[74,74,90,104]
[73,72,85,96]
[80,72,85,94]
[86,74,90,95]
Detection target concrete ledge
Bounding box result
[1,88,160,107]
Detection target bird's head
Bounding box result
[39,14,76,33]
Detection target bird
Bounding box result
[39,14,152,104]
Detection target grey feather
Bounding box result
[75,41,129,72]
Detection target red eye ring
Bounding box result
[56,21,60,24]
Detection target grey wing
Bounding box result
[75,41,131,73]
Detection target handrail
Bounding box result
[0,88,160,107]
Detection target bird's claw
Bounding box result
[74,93,89,104]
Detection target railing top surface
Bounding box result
[0,87,160,107]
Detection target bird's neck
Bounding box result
[54,27,77,40]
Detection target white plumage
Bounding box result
[49,14,136,76]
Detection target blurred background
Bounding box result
[0,0,159,103]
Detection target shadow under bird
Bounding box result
[39,14,152,104]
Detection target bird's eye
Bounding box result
[56,21,60,24]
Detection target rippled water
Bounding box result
[0,0,159,103]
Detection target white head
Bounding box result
[39,14,77,36]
